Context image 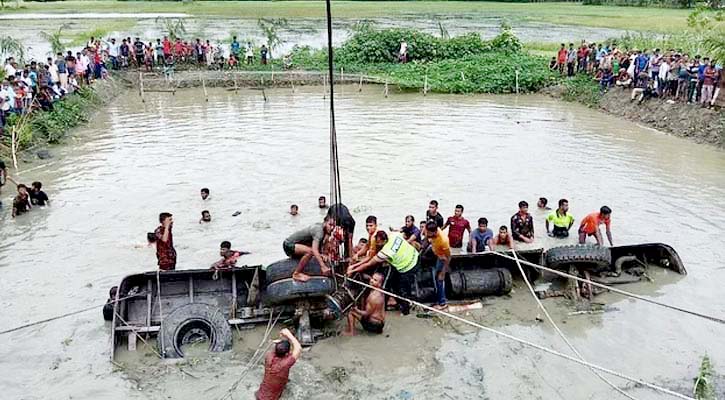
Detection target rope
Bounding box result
[0,292,146,336]
[325,0,342,208]
[485,250,725,325]
[510,250,638,400]
[335,273,694,400]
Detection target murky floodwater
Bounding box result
[0,15,624,61]
[1,86,724,399]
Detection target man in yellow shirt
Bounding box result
[425,221,451,310]
[546,199,575,238]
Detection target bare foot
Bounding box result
[292,272,311,282]
[341,330,355,337]
[320,266,332,276]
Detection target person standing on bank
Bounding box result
[546,199,575,238]
[255,328,301,400]
[426,221,451,310]
[154,212,176,270]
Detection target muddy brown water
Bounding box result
[1,86,725,399]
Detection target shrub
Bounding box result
[337,28,439,64]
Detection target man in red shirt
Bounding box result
[442,204,471,249]
[162,36,171,59]
[578,206,613,246]
[256,328,301,400]
[210,241,250,270]
[154,212,176,270]
[557,43,567,75]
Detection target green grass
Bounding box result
[0,2,695,32]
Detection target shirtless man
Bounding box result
[11,184,31,218]
[491,225,515,249]
[199,210,211,223]
[285,216,334,281]
[344,272,386,335]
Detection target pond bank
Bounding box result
[544,83,725,148]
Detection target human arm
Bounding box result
[470,237,478,254]
[279,328,302,360]
[442,219,450,231]
[545,219,551,235]
[605,223,613,246]
[347,253,384,275]
[311,237,328,270]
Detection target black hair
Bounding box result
[147,232,156,243]
[31,181,42,189]
[478,217,488,225]
[538,197,548,206]
[359,238,368,244]
[600,206,612,215]
[202,210,210,215]
[109,286,118,298]
[159,212,172,223]
[425,221,438,232]
[275,340,291,357]
[405,215,415,222]
[220,241,231,249]
[365,215,377,224]
[518,201,528,208]
[455,204,464,211]
[558,198,568,207]
[17,183,27,190]
[429,200,439,207]
[201,188,209,194]
[375,230,388,243]
[319,195,326,200]
[499,225,508,231]
[290,204,298,209]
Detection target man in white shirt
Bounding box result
[47,57,60,85]
[0,80,16,112]
[107,38,120,70]
[4,58,17,78]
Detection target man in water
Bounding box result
[289,204,298,216]
[327,203,356,259]
[318,195,328,209]
[426,221,451,310]
[352,238,368,255]
[12,184,31,218]
[200,188,210,200]
[154,212,176,270]
[390,215,422,250]
[537,197,551,210]
[442,204,471,249]
[351,215,380,264]
[347,231,420,315]
[343,272,386,335]
[199,210,211,223]
[511,201,534,243]
[426,200,444,228]
[285,216,334,281]
[579,206,613,246]
[28,181,49,206]
[256,328,301,400]
[468,217,493,253]
[211,241,250,270]
[546,199,574,238]
[491,225,515,249]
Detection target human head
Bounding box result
[358,238,368,246]
[219,240,231,256]
[275,340,290,357]
[233,36,238,41]
[454,204,464,217]
[375,230,388,245]
[477,217,488,231]
[404,215,415,228]
[159,212,173,224]
[109,286,118,298]
[201,210,211,222]
[498,225,508,236]
[318,196,327,208]
[558,199,569,212]
[31,181,42,191]
[17,183,28,195]
[290,204,298,215]
[428,200,439,215]
[518,201,529,213]
[323,215,335,233]
[200,188,210,200]
[370,272,384,288]
[560,43,565,49]
[600,206,612,218]
[365,215,378,234]
[425,221,438,237]
[537,197,548,208]
[569,43,573,48]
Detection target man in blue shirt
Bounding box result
[230,36,241,59]
[696,56,709,102]
[468,217,493,253]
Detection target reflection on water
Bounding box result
[1,87,724,399]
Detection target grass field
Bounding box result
[0,1,694,32]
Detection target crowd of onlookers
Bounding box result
[551,41,723,107]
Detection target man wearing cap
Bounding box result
[346,230,420,315]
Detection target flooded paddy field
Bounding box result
[1,86,724,399]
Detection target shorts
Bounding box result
[361,318,384,334]
[283,239,296,258]
[552,226,570,238]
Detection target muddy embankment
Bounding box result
[545,84,725,147]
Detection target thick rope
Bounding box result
[336,273,693,400]
[510,250,638,400]
[0,292,146,335]
[485,250,725,325]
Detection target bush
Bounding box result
[337,28,439,64]
[437,33,491,60]
[562,74,601,107]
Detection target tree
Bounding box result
[257,18,289,59]
[155,17,187,42]
[0,36,25,64]
[39,23,70,56]
[688,6,724,62]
